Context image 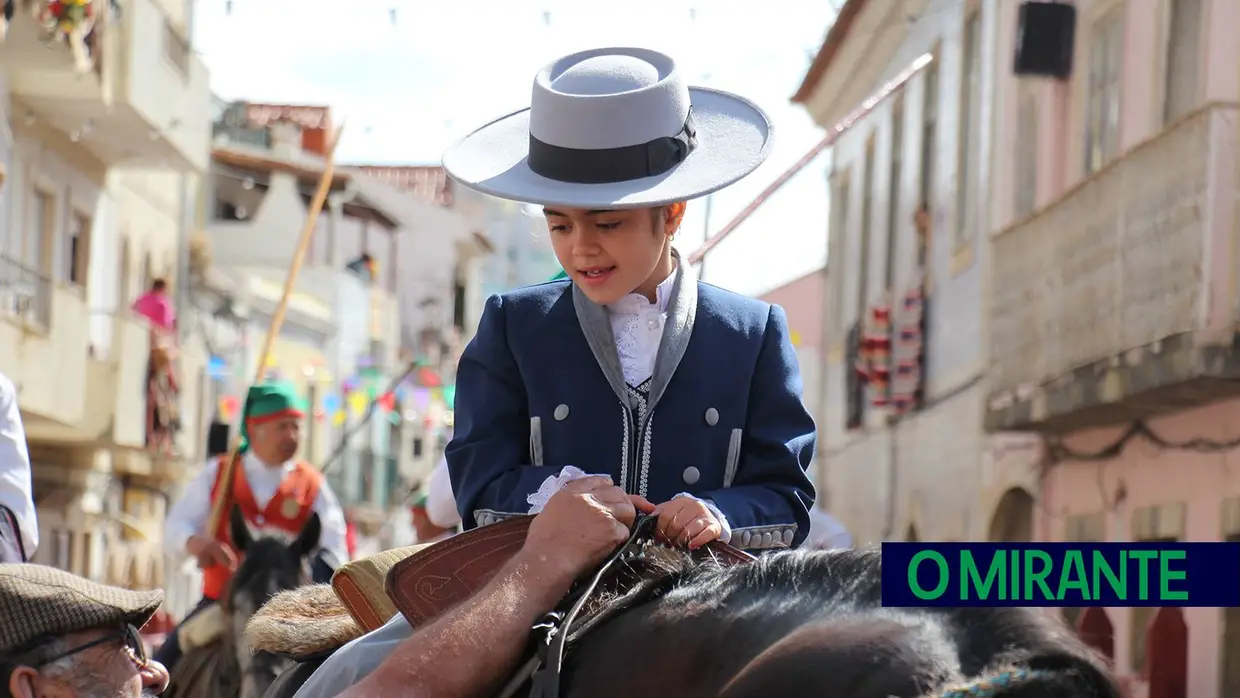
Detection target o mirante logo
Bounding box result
[880,542,1240,608]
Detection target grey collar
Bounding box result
[572,249,698,413]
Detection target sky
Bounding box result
[193,0,838,297]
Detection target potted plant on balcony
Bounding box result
[37,0,96,74]
[188,231,212,284]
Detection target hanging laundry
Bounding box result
[859,295,893,409]
[890,274,926,416]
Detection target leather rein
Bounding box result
[496,514,661,698]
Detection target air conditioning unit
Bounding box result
[1013,2,1076,79]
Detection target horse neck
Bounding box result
[228,542,308,698]
[229,575,298,698]
[239,651,293,698]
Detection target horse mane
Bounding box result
[226,518,317,615]
[567,547,1122,698]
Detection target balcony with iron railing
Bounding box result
[0,253,90,428]
[0,253,52,331]
[84,309,152,450]
[986,102,1240,433]
[4,0,211,169]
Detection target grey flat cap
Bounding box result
[0,563,163,654]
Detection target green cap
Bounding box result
[239,381,306,452]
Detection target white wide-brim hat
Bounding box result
[442,47,773,210]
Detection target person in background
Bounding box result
[409,456,459,544]
[805,507,852,550]
[134,278,180,455]
[1,563,170,698]
[345,253,377,283]
[423,454,461,534]
[131,278,176,338]
[410,494,454,545]
[345,520,358,561]
[154,382,349,673]
[0,372,35,564]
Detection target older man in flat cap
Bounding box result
[0,564,170,698]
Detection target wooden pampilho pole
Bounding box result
[204,123,346,538]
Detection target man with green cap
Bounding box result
[154,381,348,671]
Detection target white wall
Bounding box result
[4,116,107,275]
[813,0,998,542]
[0,75,12,257]
[477,199,559,297]
[124,0,211,171]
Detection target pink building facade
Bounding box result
[759,269,827,487]
[986,1,1240,695]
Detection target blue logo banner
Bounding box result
[880,542,1240,607]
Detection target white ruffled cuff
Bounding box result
[672,492,732,544]
[526,478,732,545]
[527,466,607,514]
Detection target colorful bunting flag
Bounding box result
[347,391,368,417]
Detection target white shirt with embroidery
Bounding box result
[425,456,461,530]
[525,264,732,542]
[0,372,37,557]
[163,451,351,566]
[608,265,677,387]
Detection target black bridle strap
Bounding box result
[497,515,659,698]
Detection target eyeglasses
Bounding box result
[32,624,147,669]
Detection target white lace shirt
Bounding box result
[608,265,678,387]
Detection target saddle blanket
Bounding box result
[178,603,226,652]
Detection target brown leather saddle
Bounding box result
[386,514,753,697]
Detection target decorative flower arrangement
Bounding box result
[37,0,97,74]
[40,0,92,37]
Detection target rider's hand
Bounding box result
[525,476,642,580]
[186,535,237,571]
[644,495,723,551]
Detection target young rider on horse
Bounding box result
[444,46,817,552]
[155,382,349,671]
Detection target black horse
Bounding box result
[167,507,321,698]
[260,545,1120,697]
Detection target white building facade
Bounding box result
[0,0,213,616]
[795,0,1017,544]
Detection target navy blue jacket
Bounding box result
[446,263,817,550]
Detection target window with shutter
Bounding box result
[828,172,851,340]
[1163,0,1203,124]
[954,11,981,245]
[885,95,904,293]
[1085,8,1124,174]
[857,138,876,321]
